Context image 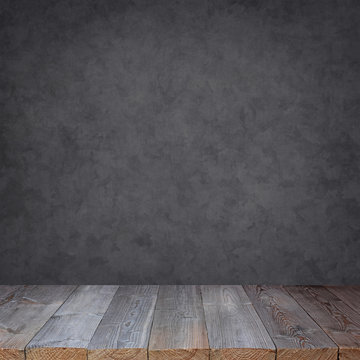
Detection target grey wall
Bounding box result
[1,0,360,284]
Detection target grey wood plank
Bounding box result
[326,286,360,314]
[88,285,159,360]
[201,285,275,360]
[0,286,22,305]
[0,285,76,360]
[244,285,338,360]
[26,285,118,360]
[286,286,360,360]
[149,285,209,360]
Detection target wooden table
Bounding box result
[0,285,359,360]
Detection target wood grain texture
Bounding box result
[244,285,337,360]
[149,286,209,360]
[0,285,76,360]
[286,286,360,360]
[88,285,159,360]
[0,286,22,304]
[326,286,360,314]
[201,285,275,360]
[26,285,118,360]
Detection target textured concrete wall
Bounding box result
[1,0,360,284]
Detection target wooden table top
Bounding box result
[0,285,359,360]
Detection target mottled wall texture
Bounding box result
[1,0,360,284]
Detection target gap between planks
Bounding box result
[26,285,119,360]
[201,285,276,360]
[0,285,77,360]
[88,285,159,360]
[285,286,360,360]
[244,285,338,360]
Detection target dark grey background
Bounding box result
[1,0,360,284]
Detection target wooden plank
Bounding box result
[26,285,118,360]
[244,285,337,360]
[0,286,22,305]
[0,285,76,360]
[149,285,209,360]
[88,285,159,360]
[286,286,360,360]
[201,285,275,360]
[326,286,360,314]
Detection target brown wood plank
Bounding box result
[0,285,76,360]
[201,285,275,360]
[26,285,118,360]
[149,285,209,360]
[326,286,360,314]
[244,285,337,360]
[88,285,159,360]
[286,286,360,360]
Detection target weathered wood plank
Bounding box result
[326,286,360,314]
[149,285,209,360]
[26,285,118,360]
[201,285,275,360]
[0,285,76,360]
[88,285,159,360]
[286,286,360,360]
[0,286,22,305]
[244,285,337,360]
